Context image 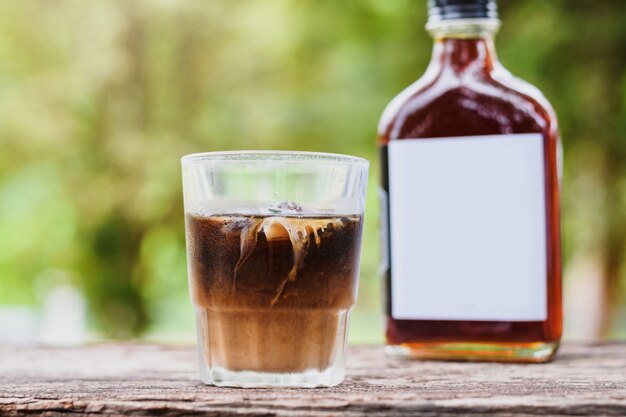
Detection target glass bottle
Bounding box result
[378,0,562,362]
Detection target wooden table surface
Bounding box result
[1,343,625,416]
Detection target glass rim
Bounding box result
[181,150,369,166]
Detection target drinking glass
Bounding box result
[181,151,369,387]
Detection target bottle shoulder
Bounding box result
[491,66,558,123]
[378,65,558,142]
[377,64,441,136]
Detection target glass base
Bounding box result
[386,341,559,363]
[195,308,349,387]
[200,365,344,388]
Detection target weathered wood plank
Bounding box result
[1,343,625,416]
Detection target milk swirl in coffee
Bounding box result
[186,202,363,373]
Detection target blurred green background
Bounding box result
[1,0,625,344]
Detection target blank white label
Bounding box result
[388,134,547,321]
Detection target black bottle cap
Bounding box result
[428,0,498,22]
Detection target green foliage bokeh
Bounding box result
[1,0,625,341]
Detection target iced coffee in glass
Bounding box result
[181,151,368,387]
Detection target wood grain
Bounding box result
[1,343,625,416]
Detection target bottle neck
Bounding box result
[426,19,500,74]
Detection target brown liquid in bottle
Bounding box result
[379,33,562,361]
